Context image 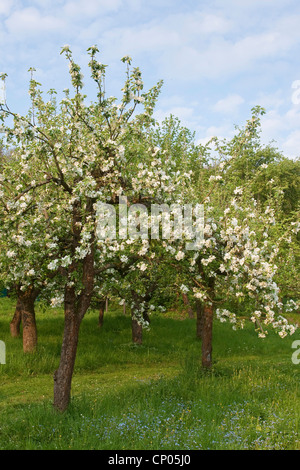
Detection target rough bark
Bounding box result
[196,300,204,339]
[10,297,22,338]
[53,199,95,412]
[196,259,215,369]
[53,250,94,412]
[182,293,194,319]
[18,287,40,353]
[201,304,214,369]
[131,316,143,345]
[53,286,81,413]
[98,299,105,327]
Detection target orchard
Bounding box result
[0,47,299,415]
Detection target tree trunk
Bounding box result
[10,297,22,337]
[182,293,194,319]
[201,304,214,369]
[98,299,105,327]
[196,300,204,339]
[53,263,94,412]
[53,199,95,412]
[53,288,81,413]
[19,287,39,353]
[131,316,143,345]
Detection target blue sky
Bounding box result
[1,0,300,158]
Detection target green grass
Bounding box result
[0,297,299,450]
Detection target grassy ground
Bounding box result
[0,297,299,450]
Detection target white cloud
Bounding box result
[213,94,244,115]
[28,0,63,7]
[5,7,66,36]
[101,23,181,58]
[263,107,300,135]
[162,11,232,36]
[253,90,285,111]
[147,10,300,82]
[260,105,300,158]
[98,10,232,61]
[63,0,123,18]
[0,0,15,16]
[154,106,195,123]
[281,130,300,158]
[163,27,299,82]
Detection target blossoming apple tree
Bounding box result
[170,110,299,368]
[0,46,192,411]
[0,48,298,412]
[0,149,68,351]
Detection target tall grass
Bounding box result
[0,297,299,450]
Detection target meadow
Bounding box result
[0,297,299,450]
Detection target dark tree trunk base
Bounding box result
[53,310,81,412]
[98,300,105,328]
[196,300,204,339]
[201,304,213,369]
[19,288,39,353]
[182,293,194,319]
[132,317,143,345]
[53,225,95,413]
[10,298,22,338]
